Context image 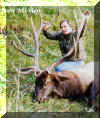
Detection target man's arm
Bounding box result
[42,23,60,40]
[43,30,60,40]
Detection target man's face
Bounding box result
[61,21,72,35]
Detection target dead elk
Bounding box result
[35,62,99,110]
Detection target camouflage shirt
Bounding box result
[43,30,86,61]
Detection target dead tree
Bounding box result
[12,8,91,76]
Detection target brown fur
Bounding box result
[35,62,98,109]
[35,70,83,102]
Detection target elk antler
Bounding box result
[12,64,42,75]
[49,9,91,72]
[12,13,56,75]
[12,15,45,75]
[12,41,35,57]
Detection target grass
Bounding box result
[5,6,98,113]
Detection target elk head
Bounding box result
[35,71,50,102]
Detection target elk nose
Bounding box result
[36,95,41,103]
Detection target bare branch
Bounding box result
[12,41,35,57]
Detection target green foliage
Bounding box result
[0,36,6,116]
[0,37,6,92]
[6,6,96,112]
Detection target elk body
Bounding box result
[35,61,99,108]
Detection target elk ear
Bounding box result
[36,70,49,79]
[56,71,70,81]
[42,70,48,75]
[58,75,69,81]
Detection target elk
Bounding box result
[12,8,99,110]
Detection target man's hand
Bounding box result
[42,22,51,31]
[84,10,91,21]
[84,10,90,16]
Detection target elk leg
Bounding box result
[87,82,95,107]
